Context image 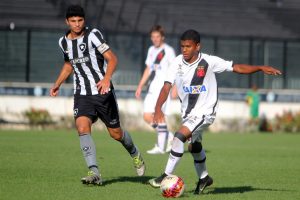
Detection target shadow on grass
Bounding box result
[185,185,290,196]
[103,176,155,186]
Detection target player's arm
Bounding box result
[233,64,282,75]
[153,82,172,125]
[50,62,73,97]
[135,66,151,99]
[96,49,118,94]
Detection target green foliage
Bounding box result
[274,110,300,133]
[23,108,53,126]
[0,130,299,200]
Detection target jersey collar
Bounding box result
[182,53,202,66]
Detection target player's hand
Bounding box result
[153,109,164,127]
[261,66,282,75]
[50,85,59,97]
[135,86,142,99]
[97,78,111,95]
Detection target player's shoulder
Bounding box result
[164,43,175,51]
[201,53,222,63]
[173,54,183,64]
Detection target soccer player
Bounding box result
[135,25,176,154]
[50,5,145,185]
[149,30,281,194]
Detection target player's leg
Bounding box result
[188,115,215,194]
[149,125,191,187]
[107,126,145,176]
[188,132,213,194]
[76,116,102,185]
[144,94,173,154]
[96,91,145,176]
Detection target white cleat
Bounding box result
[133,153,145,176]
[147,144,165,154]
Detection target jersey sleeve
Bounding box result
[209,55,233,73]
[164,58,178,85]
[91,29,110,54]
[58,37,69,62]
[168,47,176,65]
[145,47,152,67]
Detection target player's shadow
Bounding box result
[186,185,290,195]
[103,176,155,186]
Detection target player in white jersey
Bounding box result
[149,30,281,194]
[135,25,176,154]
[50,5,145,186]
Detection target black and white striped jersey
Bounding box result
[58,27,110,95]
[165,53,233,119]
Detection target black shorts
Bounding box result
[73,91,120,128]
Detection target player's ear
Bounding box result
[196,43,201,51]
[65,18,69,26]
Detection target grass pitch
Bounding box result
[0,129,299,200]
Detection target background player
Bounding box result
[149,30,281,194]
[50,5,145,185]
[135,25,176,154]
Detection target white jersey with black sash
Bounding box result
[165,53,233,120]
[58,27,110,95]
[145,43,176,95]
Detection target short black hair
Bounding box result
[66,5,85,19]
[180,30,201,44]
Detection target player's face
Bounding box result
[66,16,85,35]
[180,40,200,63]
[151,31,164,48]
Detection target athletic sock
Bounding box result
[192,149,208,179]
[120,131,139,158]
[157,123,169,151]
[79,133,99,175]
[164,132,186,175]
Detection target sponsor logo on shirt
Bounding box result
[183,85,207,94]
[70,56,90,65]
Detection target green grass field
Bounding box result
[0,129,299,200]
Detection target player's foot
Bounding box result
[147,144,165,154]
[81,170,103,186]
[149,173,168,188]
[165,133,174,153]
[133,153,145,176]
[194,175,213,194]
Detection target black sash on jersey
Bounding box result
[183,59,209,119]
[147,49,165,92]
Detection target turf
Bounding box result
[0,129,299,200]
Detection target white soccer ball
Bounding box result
[160,175,185,198]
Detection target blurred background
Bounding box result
[0,0,300,132]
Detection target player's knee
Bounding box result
[174,132,187,143]
[188,141,202,153]
[76,126,90,134]
[108,128,123,141]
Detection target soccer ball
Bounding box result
[160,175,185,198]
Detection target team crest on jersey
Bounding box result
[79,43,86,52]
[183,85,207,94]
[178,64,184,76]
[197,66,205,77]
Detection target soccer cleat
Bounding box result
[81,170,103,186]
[133,153,145,176]
[194,175,213,194]
[147,144,165,154]
[149,173,168,188]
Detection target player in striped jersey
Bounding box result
[135,25,176,154]
[50,5,145,185]
[149,30,281,193]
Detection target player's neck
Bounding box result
[154,43,164,49]
[68,29,85,40]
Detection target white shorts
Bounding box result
[143,92,171,115]
[183,114,215,143]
